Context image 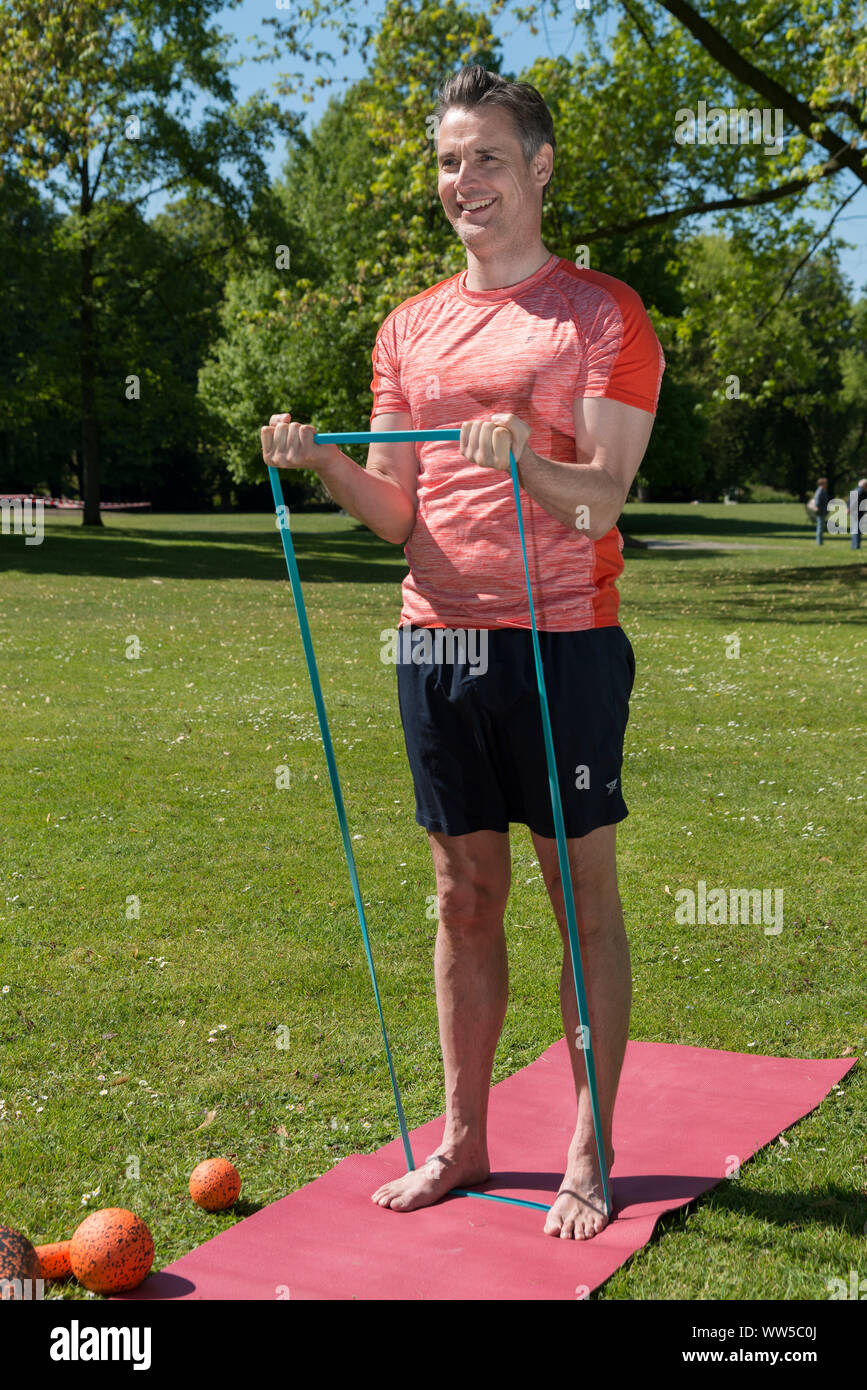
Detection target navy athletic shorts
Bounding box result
[395,624,635,839]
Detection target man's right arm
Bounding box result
[318,411,418,546]
[262,410,418,546]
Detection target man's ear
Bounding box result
[535,142,554,188]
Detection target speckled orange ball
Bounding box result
[189,1158,241,1211]
[70,1209,154,1294]
[35,1240,72,1280]
[0,1227,41,1290]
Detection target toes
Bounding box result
[543,1211,563,1237]
[371,1183,413,1211]
[581,1211,607,1239]
[544,1189,610,1240]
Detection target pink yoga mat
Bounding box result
[116,1040,854,1301]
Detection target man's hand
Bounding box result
[459,413,531,472]
[260,413,338,471]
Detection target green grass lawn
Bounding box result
[0,501,864,1300]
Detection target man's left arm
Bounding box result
[486,397,655,541]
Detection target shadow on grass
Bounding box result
[230,1198,267,1218]
[621,509,812,539]
[648,1176,866,1241]
[625,556,867,623]
[4,521,862,616]
[730,563,867,623]
[0,523,408,586]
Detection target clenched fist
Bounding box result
[459,412,531,471]
[260,413,338,471]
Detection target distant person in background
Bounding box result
[854,477,867,550]
[812,476,829,517]
[807,476,829,543]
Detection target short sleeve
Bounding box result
[370,314,411,422]
[576,282,665,415]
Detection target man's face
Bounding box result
[436,105,550,253]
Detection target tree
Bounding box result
[201,0,865,500]
[264,0,866,265]
[0,170,79,496]
[200,0,503,492]
[660,232,863,498]
[0,0,298,524]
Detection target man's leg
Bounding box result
[529,821,631,1239]
[371,828,512,1211]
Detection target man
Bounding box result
[855,478,867,549]
[261,65,664,1240]
[808,475,830,538]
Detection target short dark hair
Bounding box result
[434,65,555,204]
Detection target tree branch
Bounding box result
[89,134,114,204]
[813,97,866,133]
[578,155,845,242]
[655,0,866,182]
[754,179,863,326]
[621,0,656,53]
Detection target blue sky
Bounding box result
[152,0,866,296]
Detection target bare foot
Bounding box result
[543,1142,614,1241]
[371,1148,490,1212]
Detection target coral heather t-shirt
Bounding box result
[368,253,665,631]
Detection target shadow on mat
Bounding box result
[450,1170,719,1210]
[114,1271,197,1300]
[448,1171,867,1234]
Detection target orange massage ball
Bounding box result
[70,1208,154,1294]
[0,1227,41,1290]
[189,1157,241,1211]
[35,1240,72,1280]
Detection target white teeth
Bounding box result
[459,197,495,211]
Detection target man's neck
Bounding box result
[463,243,553,292]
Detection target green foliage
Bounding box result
[1,0,866,506]
[0,171,79,494]
[0,0,292,514]
[200,0,504,493]
[663,233,866,499]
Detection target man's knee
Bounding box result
[534,828,621,935]
[437,875,509,931]
[430,831,510,931]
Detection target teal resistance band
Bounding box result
[268,462,414,1174]
[268,426,610,1219]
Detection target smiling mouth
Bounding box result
[457,197,496,214]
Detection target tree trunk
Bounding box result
[80,152,102,528]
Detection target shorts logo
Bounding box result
[606,778,618,795]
